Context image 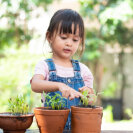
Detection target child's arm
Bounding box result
[31,74,82,100]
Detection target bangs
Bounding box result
[59,21,78,35]
[47,9,84,38]
[57,20,83,38]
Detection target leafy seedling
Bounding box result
[43,91,67,110]
[8,95,29,115]
[80,90,103,107]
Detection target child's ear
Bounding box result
[46,32,52,44]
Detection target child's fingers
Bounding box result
[66,90,70,98]
[69,93,75,100]
[88,94,97,104]
[79,86,86,92]
[69,90,83,100]
[79,86,93,94]
[62,90,70,99]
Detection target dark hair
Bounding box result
[46,9,85,55]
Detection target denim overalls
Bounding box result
[45,58,85,129]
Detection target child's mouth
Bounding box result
[63,49,71,53]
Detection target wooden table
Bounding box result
[0,129,133,133]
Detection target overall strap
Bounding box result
[71,59,81,77]
[45,58,56,71]
[45,59,56,78]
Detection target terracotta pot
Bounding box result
[71,106,103,133]
[0,113,34,133]
[34,107,69,133]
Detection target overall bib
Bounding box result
[45,58,85,130]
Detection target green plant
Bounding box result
[102,81,118,98]
[0,46,43,112]
[103,105,113,122]
[124,108,133,120]
[0,0,54,49]
[43,92,67,110]
[80,90,103,107]
[8,95,29,115]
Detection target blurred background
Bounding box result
[0,0,133,129]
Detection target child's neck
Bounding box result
[52,57,72,68]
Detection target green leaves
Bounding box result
[82,36,105,61]
[79,0,133,63]
[102,81,118,98]
[43,92,66,110]
[80,90,103,106]
[8,95,29,115]
[0,0,54,49]
[81,90,89,106]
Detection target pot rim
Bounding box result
[34,107,70,111]
[71,106,103,113]
[0,112,34,117]
[71,105,103,109]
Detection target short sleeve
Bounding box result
[79,62,94,89]
[34,60,49,80]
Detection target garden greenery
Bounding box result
[8,95,29,115]
[43,92,66,110]
[80,90,103,107]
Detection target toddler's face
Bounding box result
[50,24,81,60]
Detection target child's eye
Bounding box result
[60,34,67,40]
[73,39,79,42]
[61,36,67,39]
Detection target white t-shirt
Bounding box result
[34,60,94,88]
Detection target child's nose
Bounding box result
[65,39,72,46]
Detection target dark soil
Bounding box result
[41,107,68,110]
[76,105,97,108]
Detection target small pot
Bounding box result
[0,113,34,133]
[71,106,103,133]
[34,107,69,133]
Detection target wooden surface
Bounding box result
[0,129,133,133]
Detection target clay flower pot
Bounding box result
[71,106,103,133]
[34,107,70,133]
[0,113,34,133]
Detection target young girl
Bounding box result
[31,9,95,130]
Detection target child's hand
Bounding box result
[87,93,97,105]
[58,83,83,100]
[79,86,94,94]
[79,86,96,105]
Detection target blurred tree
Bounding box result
[79,0,133,110]
[0,0,53,49]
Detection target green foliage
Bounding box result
[102,81,118,98]
[82,30,105,61]
[80,90,103,106]
[32,0,53,8]
[0,0,54,49]
[80,90,89,106]
[124,108,133,119]
[80,89,104,107]
[103,105,114,122]
[0,46,43,112]
[99,0,133,45]
[79,0,101,18]
[79,0,133,100]
[79,0,133,62]
[8,95,29,115]
[43,92,66,110]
